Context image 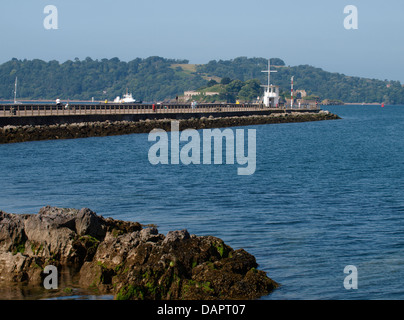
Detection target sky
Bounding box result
[0,0,403,82]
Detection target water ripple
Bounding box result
[1,105,404,299]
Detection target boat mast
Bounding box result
[267,59,271,88]
[291,76,294,108]
[14,77,17,104]
[261,59,277,92]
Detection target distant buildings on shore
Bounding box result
[183,90,220,101]
[182,87,343,106]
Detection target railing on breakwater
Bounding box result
[0,102,320,117]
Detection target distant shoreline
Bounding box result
[1,100,399,106]
[343,102,383,105]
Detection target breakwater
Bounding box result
[0,110,340,144]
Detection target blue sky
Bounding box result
[0,0,403,82]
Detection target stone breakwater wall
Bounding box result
[0,111,340,144]
[0,206,278,300]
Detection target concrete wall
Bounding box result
[0,111,271,127]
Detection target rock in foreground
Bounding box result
[0,206,278,300]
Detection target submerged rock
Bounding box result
[0,206,278,300]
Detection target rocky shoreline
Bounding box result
[0,206,279,300]
[0,111,340,144]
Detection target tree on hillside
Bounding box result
[197,58,404,104]
[220,77,232,85]
[238,79,262,101]
[1,56,403,103]
[0,57,206,101]
[207,79,218,87]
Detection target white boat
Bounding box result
[114,90,136,103]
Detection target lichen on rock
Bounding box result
[0,206,278,300]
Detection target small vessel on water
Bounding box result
[114,89,136,103]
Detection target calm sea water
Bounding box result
[1,105,403,300]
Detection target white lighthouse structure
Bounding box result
[261,59,280,108]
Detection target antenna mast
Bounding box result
[291,76,294,108]
[261,59,277,90]
[14,77,17,104]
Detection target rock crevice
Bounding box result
[0,206,278,300]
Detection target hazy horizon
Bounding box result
[1,0,403,83]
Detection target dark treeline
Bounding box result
[1,56,403,104]
[0,56,206,102]
[197,57,404,104]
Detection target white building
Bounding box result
[261,59,280,107]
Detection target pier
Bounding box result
[0,102,336,144]
[0,102,320,126]
[0,102,319,117]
